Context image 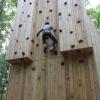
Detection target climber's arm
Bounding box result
[51,27,56,32]
[37,29,43,36]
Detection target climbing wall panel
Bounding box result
[58,0,92,53]
[32,0,58,61]
[6,54,100,100]
[6,0,100,100]
[6,0,37,64]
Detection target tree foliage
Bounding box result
[0,0,17,100]
[87,4,100,29]
[0,0,18,52]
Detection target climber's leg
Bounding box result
[42,33,48,53]
[49,34,57,50]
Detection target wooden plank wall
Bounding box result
[6,0,100,100]
[6,0,37,64]
[58,0,92,52]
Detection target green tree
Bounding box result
[87,4,100,29]
[0,0,17,100]
[0,0,18,52]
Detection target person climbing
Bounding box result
[37,22,57,53]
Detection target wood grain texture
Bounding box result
[6,0,100,100]
[58,0,92,53]
[6,0,37,64]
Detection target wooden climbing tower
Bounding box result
[6,0,100,100]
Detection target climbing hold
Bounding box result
[68,14,71,16]
[43,97,47,100]
[49,9,52,12]
[71,45,75,48]
[47,0,50,3]
[39,10,42,14]
[11,29,14,31]
[26,37,29,40]
[30,52,33,55]
[36,44,39,47]
[14,51,17,55]
[79,59,85,63]
[16,40,18,43]
[61,62,65,66]
[32,67,36,71]
[70,93,74,98]
[64,2,67,5]
[41,68,45,71]
[65,75,69,80]
[77,20,81,23]
[70,31,73,34]
[74,4,78,6]
[87,12,90,15]
[29,2,32,5]
[22,52,25,56]
[59,29,62,33]
[19,24,22,28]
[6,80,8,84]
[79,83,82,87]
[59,13,61,16]
[31,40,34,43]
[38,76,41,80]
[46,17,49,19]
[79,39,83,43]
[27,15,30,17]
